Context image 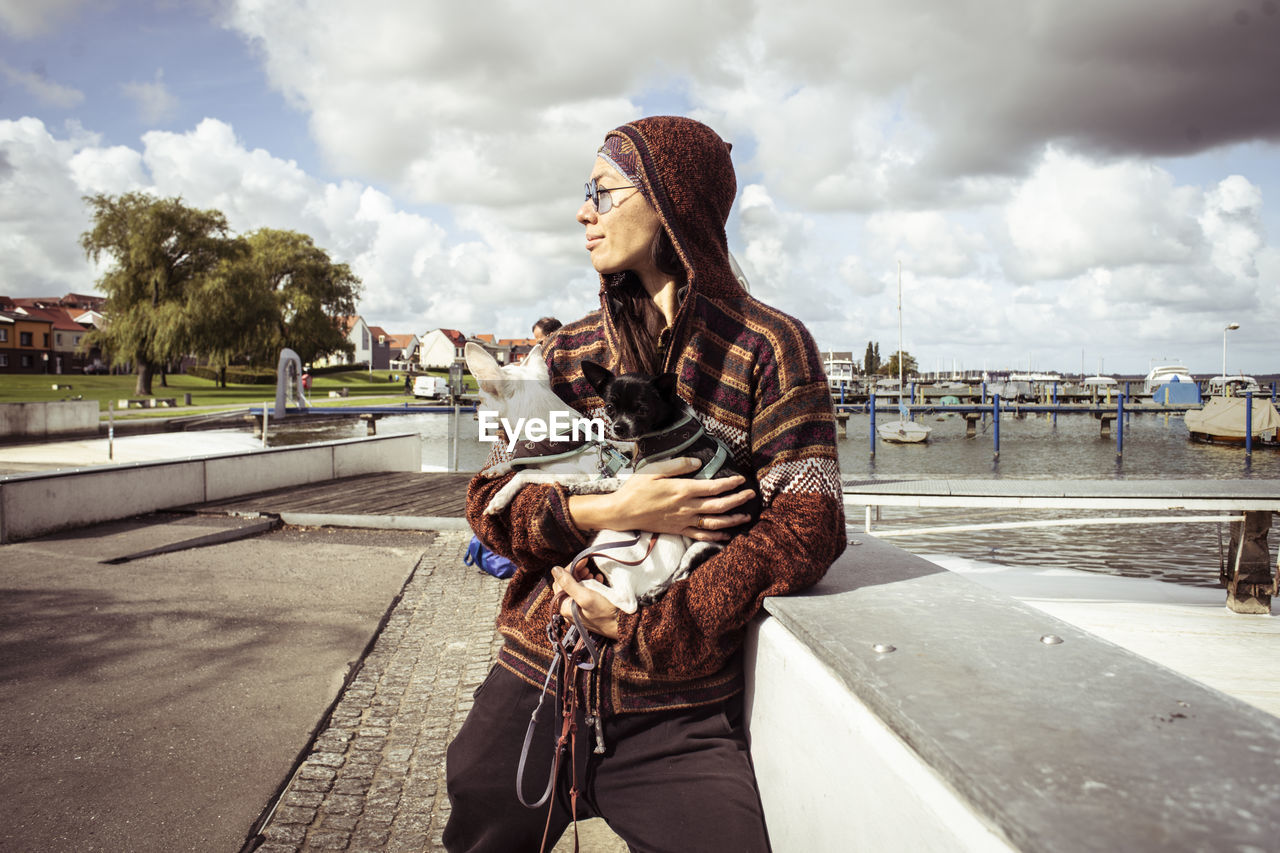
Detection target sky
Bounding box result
[2,0,1278,377]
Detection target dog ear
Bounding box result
[580,360,614,397]
[465,343,505,394]
[654,372,679,401]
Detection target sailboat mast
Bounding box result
[897,260,904,405]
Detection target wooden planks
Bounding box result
[185,471,475,519]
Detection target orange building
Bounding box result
[0,310,54,373]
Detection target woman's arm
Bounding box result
[608,379,846,676]
[567,457,755,542]
[466,467,590,573]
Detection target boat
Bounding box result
[1142,364,1194,395]
[1205,375,1262,397]
[878,417,933,442]
[1150,376,1202,406]
[1184,396,1280,445]
[877,262,931,445]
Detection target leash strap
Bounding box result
[515,530,662,848]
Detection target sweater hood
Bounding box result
[598,116,745,307]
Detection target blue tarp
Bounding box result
[1151,381,1202,405]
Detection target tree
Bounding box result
[185,253,274,387]
[81,193,244,396]
[883,350,919,379]
[235,229,362,365]
[863,340,880,375]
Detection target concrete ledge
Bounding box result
[0,401,98,439]
[0,434,420,543]
[205,445,334,502]
[747,536,1280,852]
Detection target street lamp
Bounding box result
[1221,322,1240,396]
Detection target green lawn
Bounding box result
[0,369,473,416]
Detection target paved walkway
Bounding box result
[251,529,625,853]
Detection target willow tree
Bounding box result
[237,228,362,365]
[185,254,275,387]
[80,193,245,396]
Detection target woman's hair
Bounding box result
[609,228,686,376]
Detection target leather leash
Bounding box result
[516,533,658,853]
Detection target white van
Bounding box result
[412,375,449,399]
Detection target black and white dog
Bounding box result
[467,344,692,613]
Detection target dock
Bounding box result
[843,478,1280,613]
[184,470,474,524]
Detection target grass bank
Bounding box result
[0,369,468,415]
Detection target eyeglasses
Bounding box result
[584,177,636,214]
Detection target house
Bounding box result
[497,337,539,364]
[9,305,92,374]
[367,325,393,371]
[417,329,467,370]
[0,310,54,373]
[386,334,421,372]
[315,315,373,368]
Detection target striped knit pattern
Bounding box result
[466,116,846,714]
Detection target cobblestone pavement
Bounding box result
[251,529,625,853]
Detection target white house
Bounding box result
[316,315,372,367]
[417,328,467,370]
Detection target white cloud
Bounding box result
[866,211,985,278]
[0,59,84,108]
[1002,149,1201,281]
[1199,175,1264,282]
[0,117,99,291]
[121,69,179,124]
[0,0,89,37]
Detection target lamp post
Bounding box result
[1222,322,1240,396]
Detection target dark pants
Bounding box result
[444,664,771,853]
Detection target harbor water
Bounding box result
[264,407,1280,592]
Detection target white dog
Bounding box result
[466,342,693,613]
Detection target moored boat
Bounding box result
[1184,396,1280,445]
[1143,364,1195,395]
[1206,375,1262,397]
[877,418,932,443]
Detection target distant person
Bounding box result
[532,316,561,343]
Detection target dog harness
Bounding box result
[632,409,733,479]
[507,435,630,477]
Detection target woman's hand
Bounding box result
[568,457,755,541]
[551,566,620,639]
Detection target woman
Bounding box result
[445,116,845,852]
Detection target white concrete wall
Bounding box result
[334,432,420,477]
[0,433,420,543]
[0,401,98,439]
[745,617,1015,853]
[204,445,335,502]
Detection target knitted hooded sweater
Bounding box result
[466,116,846,714]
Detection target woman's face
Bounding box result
[577,157,662,277]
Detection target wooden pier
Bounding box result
[182,471,474,519]
[843,478,1280,614]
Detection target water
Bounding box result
[264,408,1279,591]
